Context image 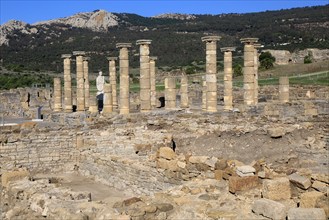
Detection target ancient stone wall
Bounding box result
[0,88,52,118]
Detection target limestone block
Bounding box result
[262,177,291,200]
[157,147,176,160]
[236,165,256,177]
[289,173,311,190]
[156,158,178,171]
[189,156,208,164]
[252,198,287,220]
[214,170,224,180]
[2,170,30,187]
[300,191,326,208]
[228,175,259,193]
[267,127,286,138]
[312,180,329,194]
[287,208,326,220]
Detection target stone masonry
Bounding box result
[180,75,189,109]
[107,57,118,109]
[61,54,73,113]
[149,56,158,109]
[240,38,258,106]
[83,57,90,109]
[53,78,62,112]
[73,51,86,112]
[279,76,289,103]
[201,36,221,112]
[136,39,152,113]
[165,77,176,110]
[221,47,236,111]
[102,83,113,113]
[116,43,132,115]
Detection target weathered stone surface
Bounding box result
[2,170,30,187]
[262,178,291,201]
[123,197,142,206]
[268,127,286,138]
[157,147,176,160]
[289,173,312,190]
[300,191,325,208]
[312,181,329,194]
[252,198,287,220]
[155,203,174,212]
[228,175,259,193]
[236,165,256,177]
[214,170,224,180]
[188,156,208,164]
[287,208,326,220]
[156,158,178,171]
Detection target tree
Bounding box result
[259,52,276,70]
[304,52,313,64]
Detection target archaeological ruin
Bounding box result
[0,35,328,220]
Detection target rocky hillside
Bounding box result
[0,5,328,72]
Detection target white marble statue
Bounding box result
[96,71,105,95]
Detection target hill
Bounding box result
[0,5,328,73]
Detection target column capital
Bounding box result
[150,56,158,61]
[61,54,72,59]
[220,47,236,52]
[201,36,221,42]
[136,39,152,45]
[240,38,259,44]
[116,43,132,48]
[72,51,86,56]
[107,57,118,61]
[83,57,90,61]
[254,43,263,49]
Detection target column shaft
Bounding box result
[279,77,289,103]
[117,43,132,115]
[76,55,85,111]
[150,57,157,109]
[137,40,152,112]
[83,58,90,109]
[62,56,72,112]
[180,75,189,108]
[165,77,176,110]
[108,59,118,109]
[223,50,234,110]
[103,83,113,113]
[53,78,62,112]
[244,45,255,105]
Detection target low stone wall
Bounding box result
[0,88,52,118]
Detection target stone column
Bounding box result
[136,39,152,113]
[202,76,207,111]
[73,51,86,112]
[89,97,98,113]
[53,77,62,112]
[149,56,158,109]
[180,75,189,108]
[116,43,132,115]
[221,47,236,111]
[83,57,90,109]
[201,36,221,112]
[107,57,118,109]
[240,38,258,106]
[61,54,72,112]
[279,77,289,103]
[103,83,113,113]
[165,77,176,110]
[254,44,262,105]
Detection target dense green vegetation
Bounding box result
[0,5,328,73]
[0,73,53,90]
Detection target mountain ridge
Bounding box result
[0,5,328,72]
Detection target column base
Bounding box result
[120,108,130,115]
